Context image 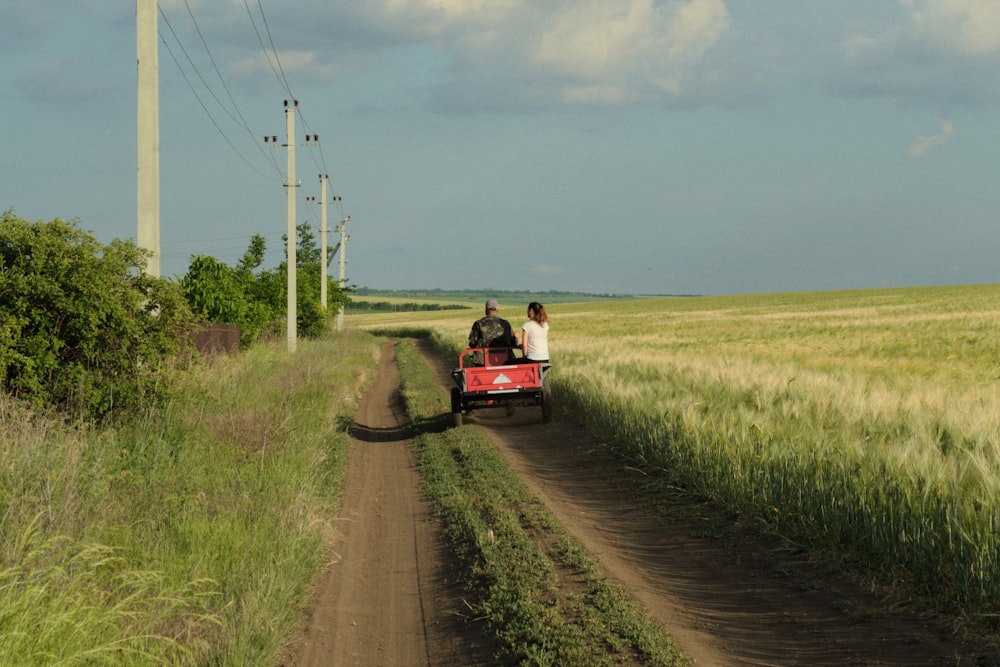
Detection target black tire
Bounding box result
[451,388,463,427]
[541,384,553,423]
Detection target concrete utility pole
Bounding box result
[266,101,300,352]
[336,215,350,332]
[285,101,298,353]
[136,0,160,277]
[324,189,343,312]
[285,100,299,353]
[319,174,328,310]
[308,177,333,311]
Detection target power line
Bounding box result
[243,0,293,98]
[164,230,285,246]
[179,0,285,176]
[158,29,271,179]
[162,1,334,182]
[158,7,282,179]
[256,0,295,96]
[181,0,252,133]
[241,0,331,177]
[153,1,345,276]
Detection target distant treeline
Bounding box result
[345,301,470,313]
[352,287,642,304]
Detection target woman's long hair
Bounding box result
[528,302,547,324]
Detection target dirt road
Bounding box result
[288,340,994,666]
[286,342,497,666]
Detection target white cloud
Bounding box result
[905,0,1000,56]
[666,0,730,64]
[835,2,1000,108]
[907,119,955,157]
[533,0,729,102]
[365,0,729,106]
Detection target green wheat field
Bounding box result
[353,284,1000,619]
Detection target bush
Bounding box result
[0,210,194,420]
[287,222,349,338]
[181,253,276,347]
[180,224,350,344]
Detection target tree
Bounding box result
[272,221,350,338]
[181,234,278,347]
[179,224,349,345]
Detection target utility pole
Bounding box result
[336,215,350,332]
[136,0,160,277]
[266,100,300,353]
[324,189,343,312]
[319,175,329,310]
[306,192,321,303]
[266,103,317,352]
[308,182,332,310]
[285,101,297,353]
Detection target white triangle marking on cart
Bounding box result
[494,373,512,384]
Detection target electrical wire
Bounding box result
[243,0,292,98]
[182,0,250,133]
[166,0,335,182]
[256,0,295,97]
[158,8,282,180]
[158,28,273,180]
[240,1,333,182]
[153,1,348,269]
[180,0,284,176]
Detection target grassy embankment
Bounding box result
[393,339,688,666]
[0,332,382,665]
[353,284,1000,627]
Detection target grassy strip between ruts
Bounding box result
[393,337,689,667]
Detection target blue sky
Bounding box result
[2,1,998,295]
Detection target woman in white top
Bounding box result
[520,302,549,362]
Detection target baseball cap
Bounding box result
[485,298,499,310]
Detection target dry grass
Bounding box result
[0,331,383,665]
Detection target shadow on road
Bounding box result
[349,422,416,442]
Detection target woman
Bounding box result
[520,302,549,363]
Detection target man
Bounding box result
[468,298,517,365]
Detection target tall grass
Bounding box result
[352,285,1000,620]
[0,331,381,664]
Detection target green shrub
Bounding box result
[0,210,194,420]
[181,253,277,347]
[180,224,349,344]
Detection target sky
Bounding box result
[2,1,999,296]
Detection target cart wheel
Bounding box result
[541,385,553,423]
[451,388,463,427]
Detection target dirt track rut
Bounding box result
[287,342,495,666]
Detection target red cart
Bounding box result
[450,347,552,427]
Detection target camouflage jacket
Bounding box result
[468,315,516,364]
